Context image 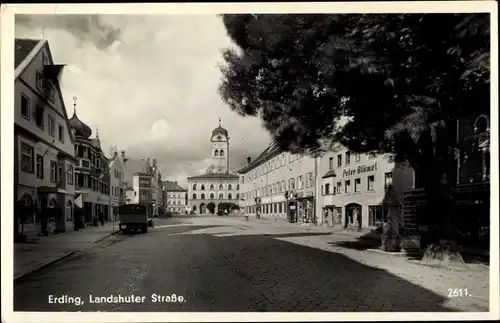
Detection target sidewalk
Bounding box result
[14,222,118,281]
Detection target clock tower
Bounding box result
[210,118,229,174]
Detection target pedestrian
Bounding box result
[99,212,104,226]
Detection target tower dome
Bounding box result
[211,118,228,138]
[68,97,92,139]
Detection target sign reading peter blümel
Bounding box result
[343,162,377,177]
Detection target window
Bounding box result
[368,205,383,226]
[36,71,44,90]
[354,178,361,192]
[36,154,43,178]
[307,172,313,188]
[219,184,223,189]
[210,184,214,190]
[201,184,205,190]
[48,116,55,136]
[210,193,214,199]
[345,152,351,165]
[219,193,223,200]
[329,157,334,170]
[228,184,232,190]
[58,125,64,142]
[355,153,361,162]
[289,178,295,190]
[42,53,48,65]
[50,161,58,182]
[192,184,196,190]
[48,84,56,102]
[384,172,393,190]
[325,183,330,195]
[337,154,342,167]
[201,193,205,199]
[192,193,197,199]
[228,193,232,200]
[367,175,375,191]
[220,150,225,157]
[298,175,303,189]
[20,94,30,119]
[21,143,34,173]
[67,165,73,184]
[214,150,219,156]
[345,180,351,193]
[236,193,240,200]
[35,105,44,128]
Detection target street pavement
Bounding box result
[13,216,490,312]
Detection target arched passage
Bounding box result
[345,203,362,230]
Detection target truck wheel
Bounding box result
[142,225,148,233]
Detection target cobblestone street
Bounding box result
[14,216,490,312]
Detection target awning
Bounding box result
[321,169,337,179]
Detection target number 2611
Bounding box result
[448,288,470,297]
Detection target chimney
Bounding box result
[246,156,252,165]
[174,181,178,185]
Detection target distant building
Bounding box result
[69,99,110,225]
[319,148,414,231]
[163,181,187,214]
[108,148,128,221]
[238,142,319,224]
[14,38,77,237]
[187,119,239,214]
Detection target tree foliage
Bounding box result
[219,13,490,251]
[219,13,489,156]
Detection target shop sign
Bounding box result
[343,162,377,177]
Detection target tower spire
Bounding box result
[96,125,99,138]
[72,96,77,116]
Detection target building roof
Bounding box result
[237,141,282,174]
[321,169,337,179]
[15,38,40,69]
[163,180,187,192]
[187,173,239,180]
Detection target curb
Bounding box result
[14,250,79,283]
[93,230,119,244]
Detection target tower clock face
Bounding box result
[217,134,222,140]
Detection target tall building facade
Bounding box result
[14,38,77,238]
[238,142,319,224]
[319,147,414,231]
[163,181,188,214]
[108,148,128,221]
[69,99,110,225]
[187,120,239,214]
[125,159,156,217]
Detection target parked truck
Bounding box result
[118,204,150,233]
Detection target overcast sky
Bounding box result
[15,14,272,187]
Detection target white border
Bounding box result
[1,2,498,322]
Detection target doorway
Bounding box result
[345,203,362,230]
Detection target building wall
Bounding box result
[239,151,317,219]
[166,190,187,213]
[319,147,414,230]
[15,44,75,158]
[14,41,77,234]
[187,177,240,212]
[109,153,126,221]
